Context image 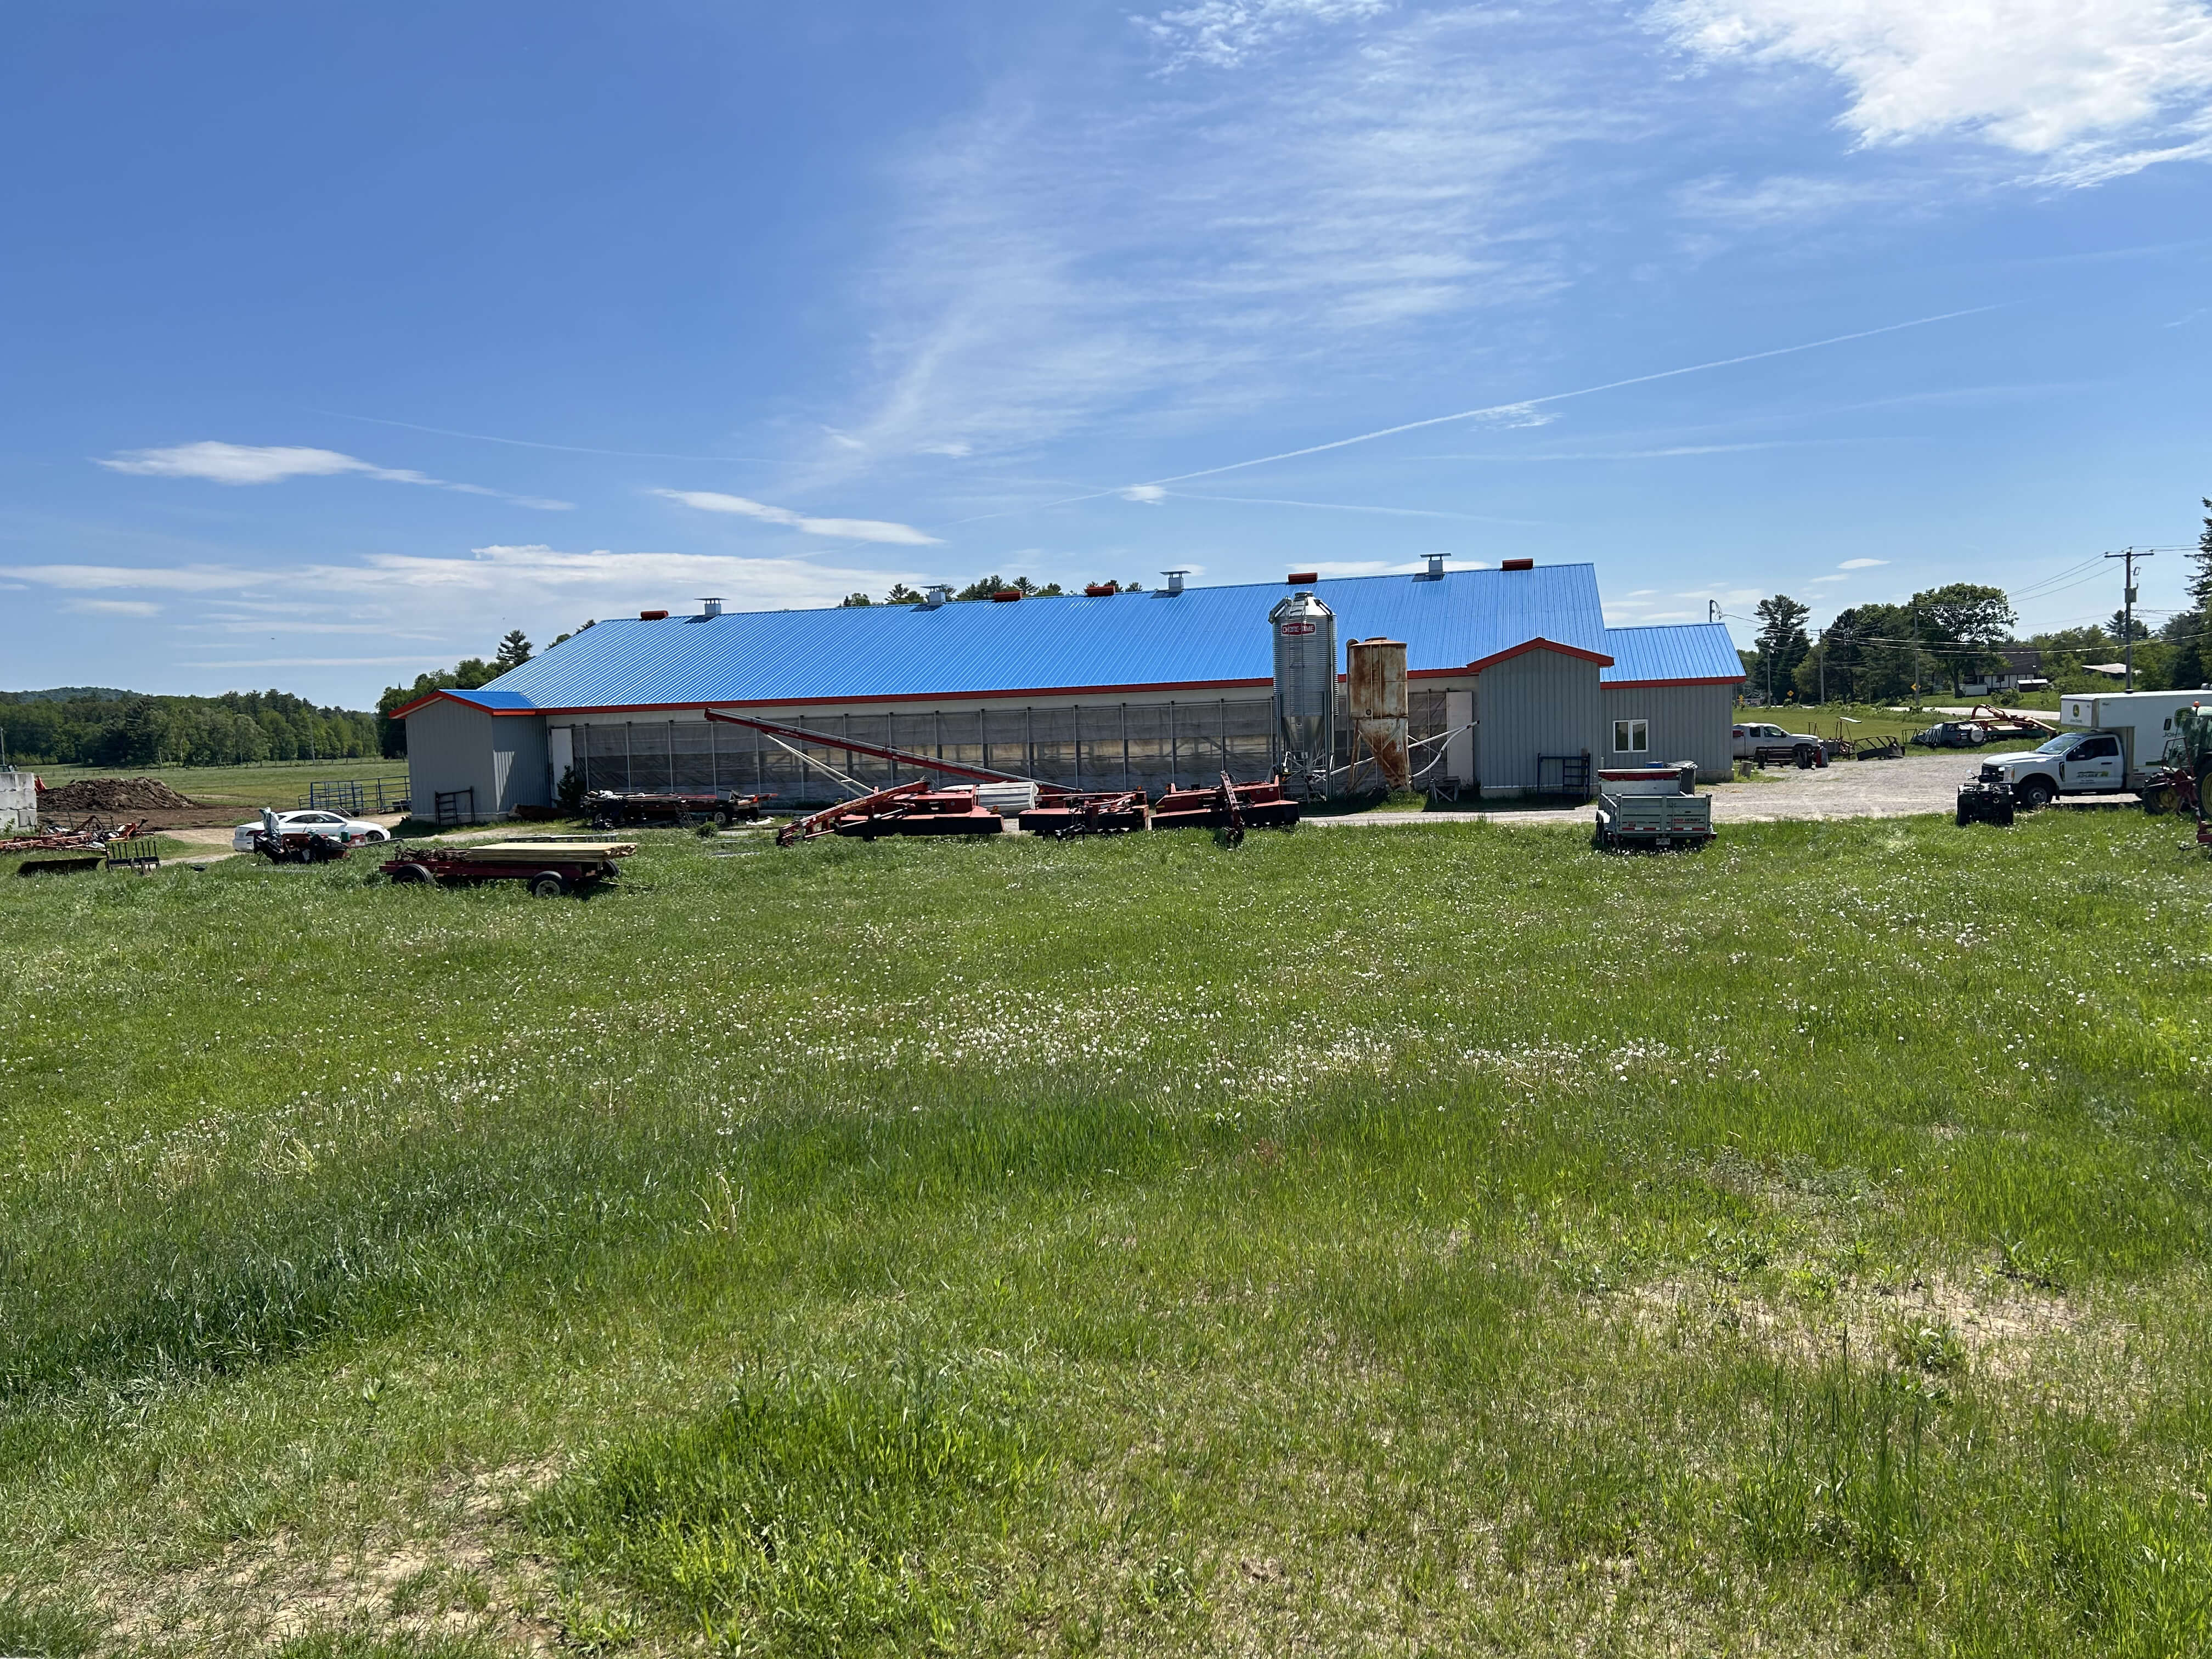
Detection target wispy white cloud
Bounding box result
[10,544,938,618]
[1808,574,1848,584]
[65,597,161,617]
[12,562,262,592]
[1138,0,1393,72]
[1655,0,2212,180]
[96,441,573,509]
[651,489,941,545]
[836,7,1624,469]
[1838,556,1888,568]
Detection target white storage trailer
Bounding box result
[2058,691,2208,787]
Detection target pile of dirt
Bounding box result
[37,776,206,813]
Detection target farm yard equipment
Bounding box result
[245,809,360,864]
[6,819,156,876]
[703,708,1297,847]
[1954,778,2016,827]
[1593,768,1714,852]
[1017,791,1149,838]
[776,781,1005,845]
[1149,774,1299,840]
[382,839,636,896]
[584,789,769,828]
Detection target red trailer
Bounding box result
[380,839,636,896]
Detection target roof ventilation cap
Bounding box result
[699,596,724,618]
[1500,557,1534,572]
[991,588,1023,602]
[639,608,670,620]
[1422,554,1447,579]
[1161,569,1188,595]
[1286,571,1318,586]
[919,584,953,609]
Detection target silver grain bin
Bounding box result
[1270,588,1337,794]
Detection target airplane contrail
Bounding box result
[1146,305,2002,487]
[943,303,2000,527]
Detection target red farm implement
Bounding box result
[1149,774,1299,842]
[381,839,636,896]
[1016,791,1148,838]
[701,708,1299,845]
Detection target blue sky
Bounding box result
[4,0,2209,707]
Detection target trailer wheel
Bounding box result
[529,871,568,899]
[1794,743,1815,769]
[390,862,435,884]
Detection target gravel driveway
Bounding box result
[1311,754,2000,831]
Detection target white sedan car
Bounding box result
[231,809,392,852]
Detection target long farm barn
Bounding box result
[393,562,1745,817]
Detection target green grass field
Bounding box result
[2,812,2209,1656]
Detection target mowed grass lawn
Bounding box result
[2,812,2209,1657]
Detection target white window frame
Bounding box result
[1612,718,1648,755]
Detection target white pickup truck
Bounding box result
[1976,690,2206,809]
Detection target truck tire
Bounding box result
[2016,777,2056,811]
[529,871,568,899]
[390,862,435,884]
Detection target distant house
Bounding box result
[1959,647,2046,698]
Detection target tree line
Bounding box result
[1743,505,2212,703]
[0,686,380,768]
[838,575,1149,606]
[376,630,536,757]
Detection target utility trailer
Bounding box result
[1593,767,1714,852]
[381,840,636,897]
[585,790,768,828]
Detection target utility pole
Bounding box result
[2105,548,2152,691]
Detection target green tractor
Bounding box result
[2142,703,2212,824]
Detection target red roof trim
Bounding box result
[1603,674,1746,689]
[388,687,482,720]
[1463,637,1614,673]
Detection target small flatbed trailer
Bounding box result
[585,790,767,828]
[381,840,636,896]
[1149,774,1299,836]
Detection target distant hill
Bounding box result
[0,687,377,767]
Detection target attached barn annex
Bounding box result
[392,562,1743,820]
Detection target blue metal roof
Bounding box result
[1601,623,1745,686]
[414,565,1611,715]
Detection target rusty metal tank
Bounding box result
[1269,588,1337,791]
[1347,636,1410,791]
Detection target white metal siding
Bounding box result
[1602,684,1734,782]
[1473,652,1604,794]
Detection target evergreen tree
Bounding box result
[2170,500,2212,691]
[493,630,533,673]
[1752,595,1812,704]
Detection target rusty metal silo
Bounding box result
[1269,588,1336,794]
[1347,636,1410,792]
